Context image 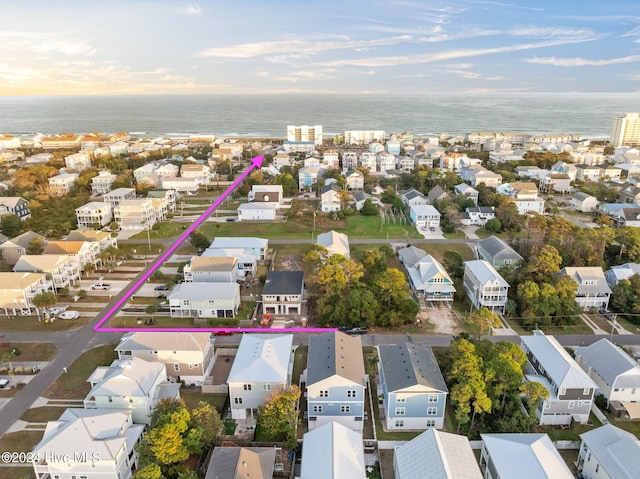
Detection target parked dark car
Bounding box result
[346,327,367,335]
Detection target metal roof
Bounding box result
[575,339,640,389]
[580,425,640,479]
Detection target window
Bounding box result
[427,407,437,416]
[428,395,438,403]
[584,387,591,395]
[395,407,406,416]
[263,384,271,391]
[173,363,180,371]
[559,387,566,396]
[320,390,328,398]
[244,384,252,391]
[108,396,113,403]
[568,401,575,409]
[596,464,599,473]
[396,394,406,403]
[347,389,357,398]
[189,363,197,369]
[587,452,591,462]
[313,405,323,413]
[234,397,243,404]
[426,420,436,427]
[340,405,350,413]
[395,420,404,428]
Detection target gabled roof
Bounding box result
[262,271,304,295]
[580,424,640,479]
[167,282,239,301]
[300,421,365,479]
[427,185,447,202]
[66,229,113,242]
[412,255,456,293]
[378,343,448,394]
[477,236,523,262]
[481,433,574,479]
[316,230,349,257]
[205,447,276,479]
[572,191,595,202]
[13,254,70,272]
[87,357,165,397]
[228,334,293,384]
[115,332,212,354]
[606,263,640,284]
[321,184,341,195]
[402,188,425,200]
[43,241,86,255]
[575,339,640,389]
[521,331,596,390]
[307,332,365,387]
[558,267,612,295]
[0,196,27,208]
[0,272,47,290]
[464,260,509,287]
[4,231,45,249]
[397,245,428,267]
[189,256,238,272]
[209,237,268,250]
[394,428,482,479]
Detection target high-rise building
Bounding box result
[286,125,323,145]
[610,113,640,147]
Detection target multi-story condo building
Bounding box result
[40,133,81,149]
[0,272,53,314]
[344,130,386,144]
[13,254,81,291]
[610,113,640,147]
[114,198,156,230]
[287,125,322,145]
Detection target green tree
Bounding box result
[0,213,22,238]
[189,230,210,251]
[526,244,563,281]
[190,401,223,446]
[32,291,57,312]
[484,218,502,233]
[133,463,163,479]
[26,237,46,255]
[258,385,301,448]
[359,199,378,216]
[443,250,464,278]
[611,274,640,316]
[375,268,410,308]
[466,307,502,336]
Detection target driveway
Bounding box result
[418,226,445,240]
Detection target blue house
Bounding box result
[304,332,367,432]
[378,343,448,430]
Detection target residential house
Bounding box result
[551,161,578,181]
[402,188,428,208]
[341,151,358,171]
[43,240,101,271]
[353,191,382,212]
[577,424,640,479]
[41,133,80,150]
[476,236,523,267]
[91,170,117,195]
[13,254,80,290]
[204,447,276,479]
[613,207,640,227]
[103,187,136,208]
[398,247,455,302]
[167,282,240,318]
[496,182,545,215]
[454,183,479,205]
[463,260,510,313]
[480,433,574,479]
[182,256,240,283]
[115,332,215,387]
[575,338,640,405]
[160,176,200,194]
[66,229,118,252]
[323,149,340,169]
[31,409,144,479]
[133,162,158,181]
[378,343,449,430]
[618,184,640,204]
[571,192,599,212]
[316,230,350,259]
[75,201,113,228]
[345,170,364,190]
[571,151,607,165]
[460,206,495,226]
[409,204,441,229]
[398,156,414,172]
[540,173,572,194]
[0,196,30,220]
[305,332,367,431]
[237,202,277,221]
[0,272,53,314]
[202,248,257,277]
[304,154,322,167]
[377,151,397,172]
[48,173,79,196]
[299,421,366,479]
[576,164,603,182]
[427,185,448,204]
[180,163,210,185]
[114,199,157,230]
[208,237,268,261]
[154,163,180,180]
[83,357,180,424]
[248,184,285,206]
[147,189,177,212]
[321,184,343,212]
[64,151,91,171]
[0,231,47,265]
[521,330,596,425]
[227,334,294,420]
[470,169,503,188]
[605,263,640,286]
[599,164,622,181]
[394,428,482,479]
[557,267,612,310]
[298,165,324,191]
[262,271,304,315]
[359,152,377,170]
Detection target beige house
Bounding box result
[48,173,79,196]
[0,231,46,265]
[13,254,81,290]
[114,198,156,230]
[0,272,53,314]
[66,229,118,251]
[43,240,101,271]
[115,332,216,386]
[183,256,240,283]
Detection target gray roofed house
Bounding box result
[394,428,482,479]
[557,267,612,310]
[427,184,448,204]
[305,332,367,431]
[167,282,241,318]
[476,235,523,267]
[262,271,304,315]
[480,433,574,479]
[575,338,640,404]
[613,207,640,227]
[401,188,428,208]
[204,447,276,479]
[400,251,456,302]
[378,344,448,430]
[397,245,428,268]
[578,425,640,479]
[463,260,510,313]
[605,263,640,286]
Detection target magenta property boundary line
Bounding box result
[93,155,336,334]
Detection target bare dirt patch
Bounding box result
[276,254,303,271]
[409,307,464,335]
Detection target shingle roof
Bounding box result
[307,332,365,386]
[316,230,350,257]
[205,447,276,479]
[167,282,239,301]
[378,343,448,393]
[87,357,165,397]
[262,271,304,295]
[575,339,640,389]
[115,332,212,353]
[0,272,47,290]
[398,245,428,267]
[559,267,612,295]
[477,236,523,262]
[464,260,509,287]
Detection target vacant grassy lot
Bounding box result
[44,345,118,400]
[1,343,57,362]
[0,431,43,479]
[0,315,92,332]
[130,222,191,240]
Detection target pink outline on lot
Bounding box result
[93,154,336,335]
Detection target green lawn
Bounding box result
[0,343,57,362]
[421,243,475,263]
[292,346,308,387]
[180,389,227,414]
[0,315,92,332]
[108,315,239,329]
[537,412,602,442]
[443,231,466,239]
[504,317,593,336]
[20,406,64,423]
[129,222,191,240]
[44,344,118,399]
[0,431,44,478]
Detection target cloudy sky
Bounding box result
[1,0,640,95]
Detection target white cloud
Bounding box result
[523,55,640,67]
[180,3,202,16]
[0,32,96,56]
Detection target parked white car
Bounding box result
[58,310,80,320]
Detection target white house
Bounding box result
[103,187,136,208]
[228,334,294,420]
[167,282,240,318]
[557,267,612,310]
[75,201,113,229]
[345,170,364,190]
[13,254,81,291]
[237,202,277,221]
[409,204,441,229]
[402,188,428,208]
[454,183,479,205]
[84,357,180,424]
[463,260,509,313]
[0,272,53,315]
[114,198,158,230]
[577,424,640,479]
[64,151,92,171]
[575,338,640,405]
[31,409,144,479]
[248,184,284,206]
[299,421,366,479]
[202,248,257,277]
[316,230,350,259]
[262,271,304,315]
[571,192,599,212]
[42,240,101,271]
[183,256,240,283]
[160,176,200,194]
[521,330,597,425]
[460,206,495,226]
[180,163,211,185]
[91,170,117,195]
[321,184,343,212]
[208,237,268,261]
[48,173,79,196]
[115,332,216,387]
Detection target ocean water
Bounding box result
[0,93,639,139]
